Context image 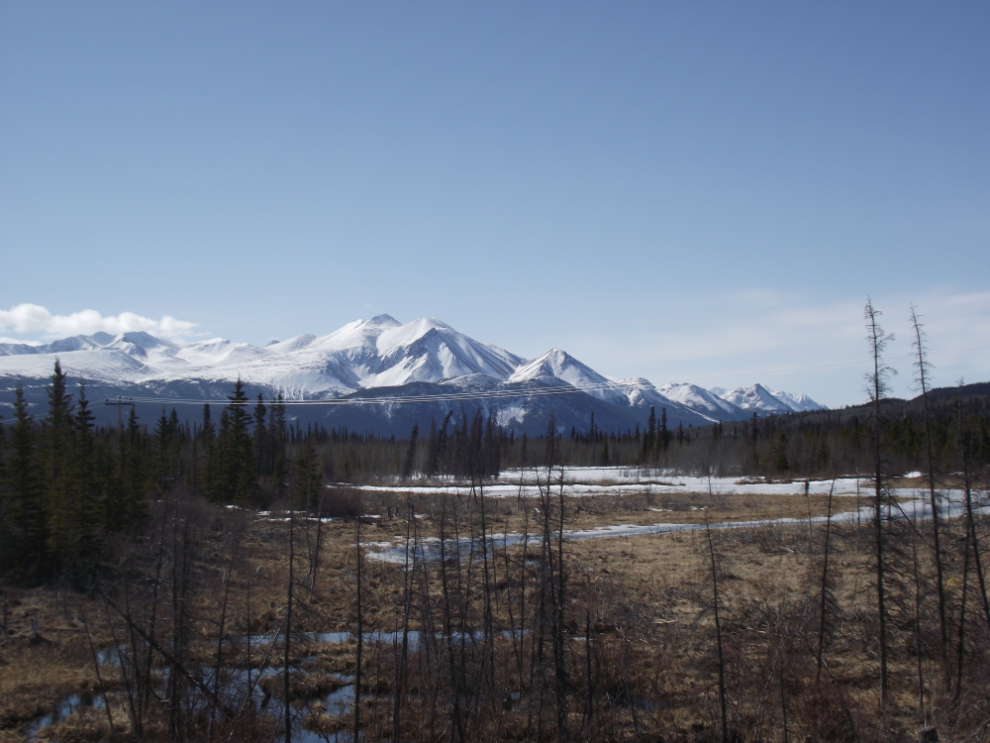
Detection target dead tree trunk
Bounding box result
[284,500,294,743]
[958,395,990,644]
[355,511,363,742]
[391,501,416,743]
[817,479,836,679]
[705,509,728,743]
[865,298,893,704]
[911,306,949,672]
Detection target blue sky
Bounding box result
[1,2,987,407]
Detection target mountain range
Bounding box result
[0,315,825,435]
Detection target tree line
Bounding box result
[4,300,990,741]
[3,317,987,587]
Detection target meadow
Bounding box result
[3,467,988,743]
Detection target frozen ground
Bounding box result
[348,466,897,499]
[351,466,987,563]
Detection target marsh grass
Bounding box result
[2,482,988,742]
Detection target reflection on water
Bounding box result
[30,488,984,740]
[364,488,988,563]
[25,693,105,741]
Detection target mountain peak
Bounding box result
[368,314,401,326]
[0,316,825,429]
[114,331,173,349]
[716,383,825,415]
[508,348,608,388]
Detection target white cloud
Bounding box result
[0,304,199,341]
[0,336,43,346]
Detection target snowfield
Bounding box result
[353,466,986,563]
[0,315,824,422]
[348,467,879,499]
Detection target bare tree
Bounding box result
[284,496,295,743]
[911,305,949,672]
[957,387,990,644]
[865,297,895,704]
[817,479,836,679]
[355,509,364,743]
[704,508,728,743]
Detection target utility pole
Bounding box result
[104,396,135,432]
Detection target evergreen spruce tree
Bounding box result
[660,407,671,452]
[201,403,215,442]
[644,406,657,459]
[271,393,288,495]
[71,382,101,562]
[484,411,500,478]
[102,428,126,536]
[199,404,217,498]
[253,394,269,477]
[772,431,790,472]
[469,409,484,477]
[6,385,47,578]
[424,417,440,478]
[545,413,558,468]
[293,438,322,509]
[402,423,419,481]
[437,411,453,476]
[154,407,176,488]
[169,407,181,438]
[213,407,231,501]
[43,360,75,566]
[122,407,150,530]
[219,379,258,504]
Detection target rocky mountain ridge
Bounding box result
[0,315,825,434]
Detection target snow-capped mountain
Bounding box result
[717,384,824,415]
[502,354,717,428]
[658,383,747,419]
[771,390,824,413]
[507,349,624,401]
[0,315,824,434]
[0,315,523,397]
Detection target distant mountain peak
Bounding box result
[716,383,825,415]
[0,314,825,430]
[508,348,603,386]
[367,314,401,326]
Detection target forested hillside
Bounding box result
[3,361,988,587]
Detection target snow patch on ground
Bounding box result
[362,486,987,563]
[346,467,878,499]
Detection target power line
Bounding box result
[112,379,649,407]
[101,337,989,409]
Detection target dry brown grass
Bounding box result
[2,486,988,741]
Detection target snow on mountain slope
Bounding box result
[720,384,798,414]
[371,317,524,386]
[772,390,826,412]
[0,316,526,399]
[658,383,746,418]
[707,385,825,415]
[0,316,824,424]
[507,349,630,404]
[618,378,720,425]
[0,347,150,382]
[0,333,114,357]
